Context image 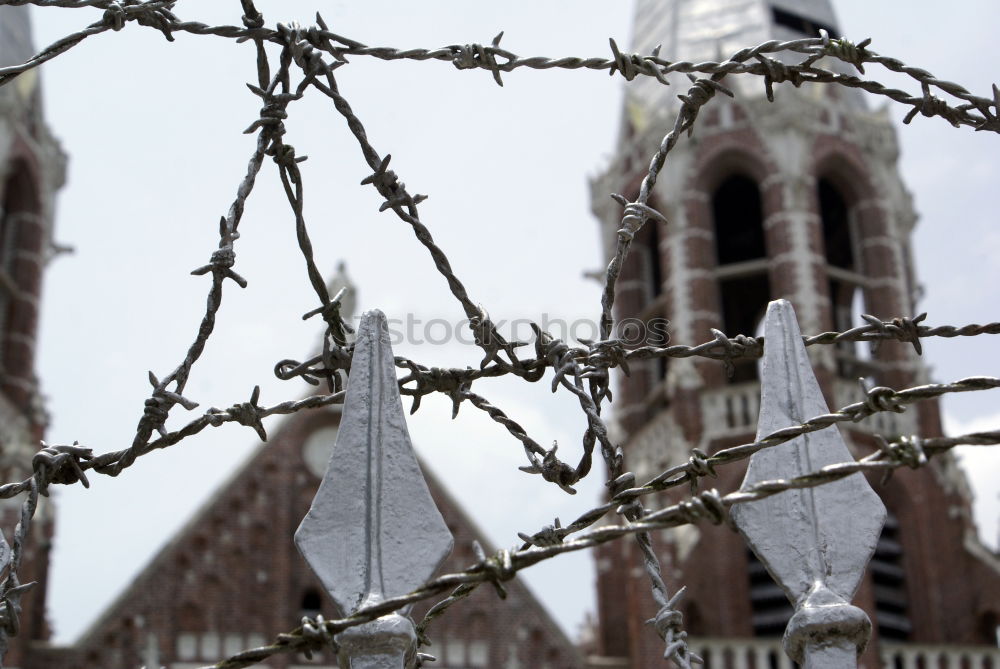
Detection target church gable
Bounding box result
[38,405,582,668]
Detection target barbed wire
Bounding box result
[532,376,1000,548]
[0,442,97,658]
[0,1,998,667]
[0,314,986,502]
[202,427,1000,669]
[7,3,998,129]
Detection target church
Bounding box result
[587,1,1000,667]
[0,1,998,668]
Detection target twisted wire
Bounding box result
[206,428,1000,669]
[0,4,997,666]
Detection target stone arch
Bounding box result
[691,139,774,196]
[811,143,878,208]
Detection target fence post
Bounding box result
[731,299,886,668]
[295,309,455,669]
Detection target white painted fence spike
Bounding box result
[295,309,454,669]
[0,532,10,579]
[731,299,886,668]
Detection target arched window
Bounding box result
[712,174,770,382]
[713,175,766,264]
[816,177,873,379]
[0,162,41,394]
[817,177,872,379]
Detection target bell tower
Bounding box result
[589,1,1000,666]
[0,5,66,665]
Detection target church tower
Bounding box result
[590,1,1000,667]
[0,5,67,666]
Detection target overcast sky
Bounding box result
[24,0,1000,647]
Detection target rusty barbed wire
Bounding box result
[0,3,998,667]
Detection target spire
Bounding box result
[0,6,35,69]
[326,260,357,323]
[631,0,841,61]
[625,0,860,116]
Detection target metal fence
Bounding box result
[0,2,998,668]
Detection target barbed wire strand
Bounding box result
[0,4,997,666]
[202,428,1000,668]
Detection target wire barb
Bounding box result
[3,10,1000,669]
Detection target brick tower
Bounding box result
[589,1,1000,667]
[0,6,66,667]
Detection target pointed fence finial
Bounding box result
[295,309,454,669]
[731,299,885,668]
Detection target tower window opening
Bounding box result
[829,278,867,377]
[747,549,793,637]
[719,274,770,383]
[976,611,998,647]
[871,510,911,641]
[771,7,840,40]
[819,179,853,270]
[818,177,871,378]
[0,167,32,350]
[712,175,766,265]
[0,161,43,406]
[300,588,323,620]
[712,173,769,382]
